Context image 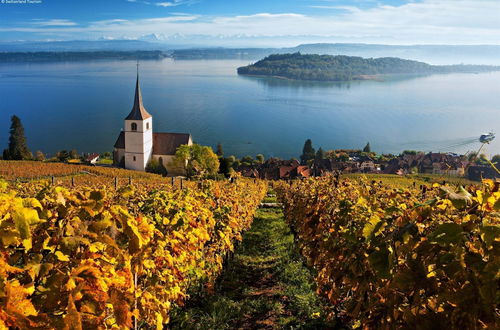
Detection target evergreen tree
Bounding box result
[3,115,31,160]
[363,142,371,153]
[219,157,233,177]
[300,139,315,164]
[315,148,325,160]
[216,143,224,157]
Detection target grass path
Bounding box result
[170,191,335,329]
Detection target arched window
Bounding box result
[133,156,136,161]
[159,157,163,165]
[146,122,150,130]
[131,123,137,131]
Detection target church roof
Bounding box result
[113,131,191,156]
[153,133,191,155]
[125,72,152,121]
[114,131,125,149]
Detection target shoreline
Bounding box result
[238,73,386,83]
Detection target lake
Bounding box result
[1,59,499,159]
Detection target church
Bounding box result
[113,70,192,175]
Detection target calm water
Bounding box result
[1,59,499,159]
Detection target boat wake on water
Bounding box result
[398,136,479,153]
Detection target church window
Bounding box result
[131,123,137,131]
[133,156,136,161]
[146,122,150,130]
[159,157,163,165]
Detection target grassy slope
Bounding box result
[170,192,335,329]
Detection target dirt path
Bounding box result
[170,191,335,329]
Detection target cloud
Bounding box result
[4,0,500,44]
[30,19,77,27]
[155,0,198,7]
[125,0,198,7]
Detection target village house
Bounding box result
[85,153,100,165]
[384,152,466,177]
[468,165,500,181]
[113,69,192,175]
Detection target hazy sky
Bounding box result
[1,0,499,45]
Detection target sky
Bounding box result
[0,0,499,45]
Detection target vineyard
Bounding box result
[0,173,267,328]
[0,160,175,188]
[1,159,498,328]
[276,176,500,328]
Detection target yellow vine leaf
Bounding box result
[55,251,70,262]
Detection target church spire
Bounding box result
[125,62,152,120]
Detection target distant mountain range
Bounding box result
[0,41,499,65]
[237,53,500,82]
[0,40,176,52]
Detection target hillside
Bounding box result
[237,53,500,81]
[0,51,169,62]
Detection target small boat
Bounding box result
[479,132,495,144]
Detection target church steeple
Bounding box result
[125,62,152,120]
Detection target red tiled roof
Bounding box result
[279,166,294,179]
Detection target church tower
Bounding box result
[124,66,153,171]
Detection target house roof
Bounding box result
[114,131,191,156]
[125,73,152,121]
[85,153,100,161]
[152,132,191,155]
[279,166,294,179]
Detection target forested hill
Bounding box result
[237,53,500,81]
[0,51,169,62]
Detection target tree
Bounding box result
[146,158,168,176]
[467,152,478,162]
[35,151,45,161]
[219,157,233,177]
[402,150,417,156]
[101,151,112,159]
[3,115,31,160]
[477,153,489,165]
[337,152,349,162]
[491,154,500,165]
[216,143,224,157]
[255,154,265,164]
[315,148,325,161]
[56,150,71,162]
[70,149,79,159]
[363,142,371,153]
[173,144,220,178]
[241,155,254,166]
[300,139,315,164]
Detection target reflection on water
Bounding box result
[0,59,499,158]
[239,75,355,89]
